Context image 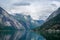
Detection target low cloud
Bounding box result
[0,0,60,20]
[51,1,60,7]
[13,2,31,6]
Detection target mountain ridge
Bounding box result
[33,7,60,31]
[0,7,25,30]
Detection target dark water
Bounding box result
[0,30,60,40]
[0,30,46,40]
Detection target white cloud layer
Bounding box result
[0,0,60,20]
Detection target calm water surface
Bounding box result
[0,30,46,40]
[0,30,60,40]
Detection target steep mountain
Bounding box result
[46,8,60,21]
[34,7,60,31]
[0,7,25,30]
[12,14,44,30]
[12,14,30,30]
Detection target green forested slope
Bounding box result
[34,13,60,31]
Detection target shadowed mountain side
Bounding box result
[33,7,60,31]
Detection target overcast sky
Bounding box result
[0,0,60,20]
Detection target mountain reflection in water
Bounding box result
[0,30,45,40]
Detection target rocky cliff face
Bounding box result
[0,7,25,29]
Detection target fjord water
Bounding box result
[0,30,46,40]
[0,30,60,40]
